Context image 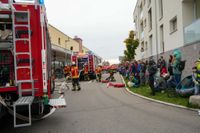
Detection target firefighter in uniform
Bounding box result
[193,58,200,95]
[71,62,81,91]
[106,68,115,81]
[83,63,89,81]
[64,65,71,78]
[96,65,102,82]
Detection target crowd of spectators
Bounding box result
[118,49,199,96]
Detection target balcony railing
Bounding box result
[184,18,200,44]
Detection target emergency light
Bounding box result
[39,0,44,4]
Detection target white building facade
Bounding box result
[133,0,200,60]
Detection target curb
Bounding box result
[120,75,199,112]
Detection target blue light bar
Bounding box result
[39,0,44,4]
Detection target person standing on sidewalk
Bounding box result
[140,61,146,86]
[168,55,174,76]
[148,58,157,96]
[193,58,200,95]
[168,50,185,88]
[71,62,81,91]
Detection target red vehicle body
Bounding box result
[71,53,97,80]
[71,53,96,73]
[102,64,118,72]
[0,0,55,126]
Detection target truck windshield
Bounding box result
[78,58,88,71]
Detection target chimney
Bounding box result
[73,36,83,53]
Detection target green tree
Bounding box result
[123,30,139,61]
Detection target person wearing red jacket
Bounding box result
[83,64,89,81]
[96,65,102,82]
[71,62,81,91]
[64,65,71,78]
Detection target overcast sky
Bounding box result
[45,0,137,63]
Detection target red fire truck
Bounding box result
[71,52,97,80]
[0,0,65,127]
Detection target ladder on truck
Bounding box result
[12,10,34,128]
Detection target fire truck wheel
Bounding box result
[43,105,51,114]
[31,100,44,116]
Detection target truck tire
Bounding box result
[0,103,7,122]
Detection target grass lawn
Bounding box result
[124,78,199,108]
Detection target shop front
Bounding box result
[51,44,72,78]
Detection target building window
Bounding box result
[148,8,152,31]
[160,25,164,53]
[140,21,144,39]
[145,41,148,51]
[144,19,146,27]
[141,41,144,50]
[135,16,138,30]
[58,37,61,45]
[149,35,153,55]
[158,0,163,19]
[170,16,177,34]
[140,2,143,19]
[65,37,69,44]
[148,0,151,7]
[140,2,143,11]
[140,21,144,32]
[70,46,73,51]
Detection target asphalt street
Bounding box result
[1,73,200,133]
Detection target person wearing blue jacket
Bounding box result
[167,49,184,88]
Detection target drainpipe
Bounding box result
[194,0,197,20]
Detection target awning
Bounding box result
[52,44,72,55]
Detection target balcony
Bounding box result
[184,18,200,44]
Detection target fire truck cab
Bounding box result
[71,52,96,80]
